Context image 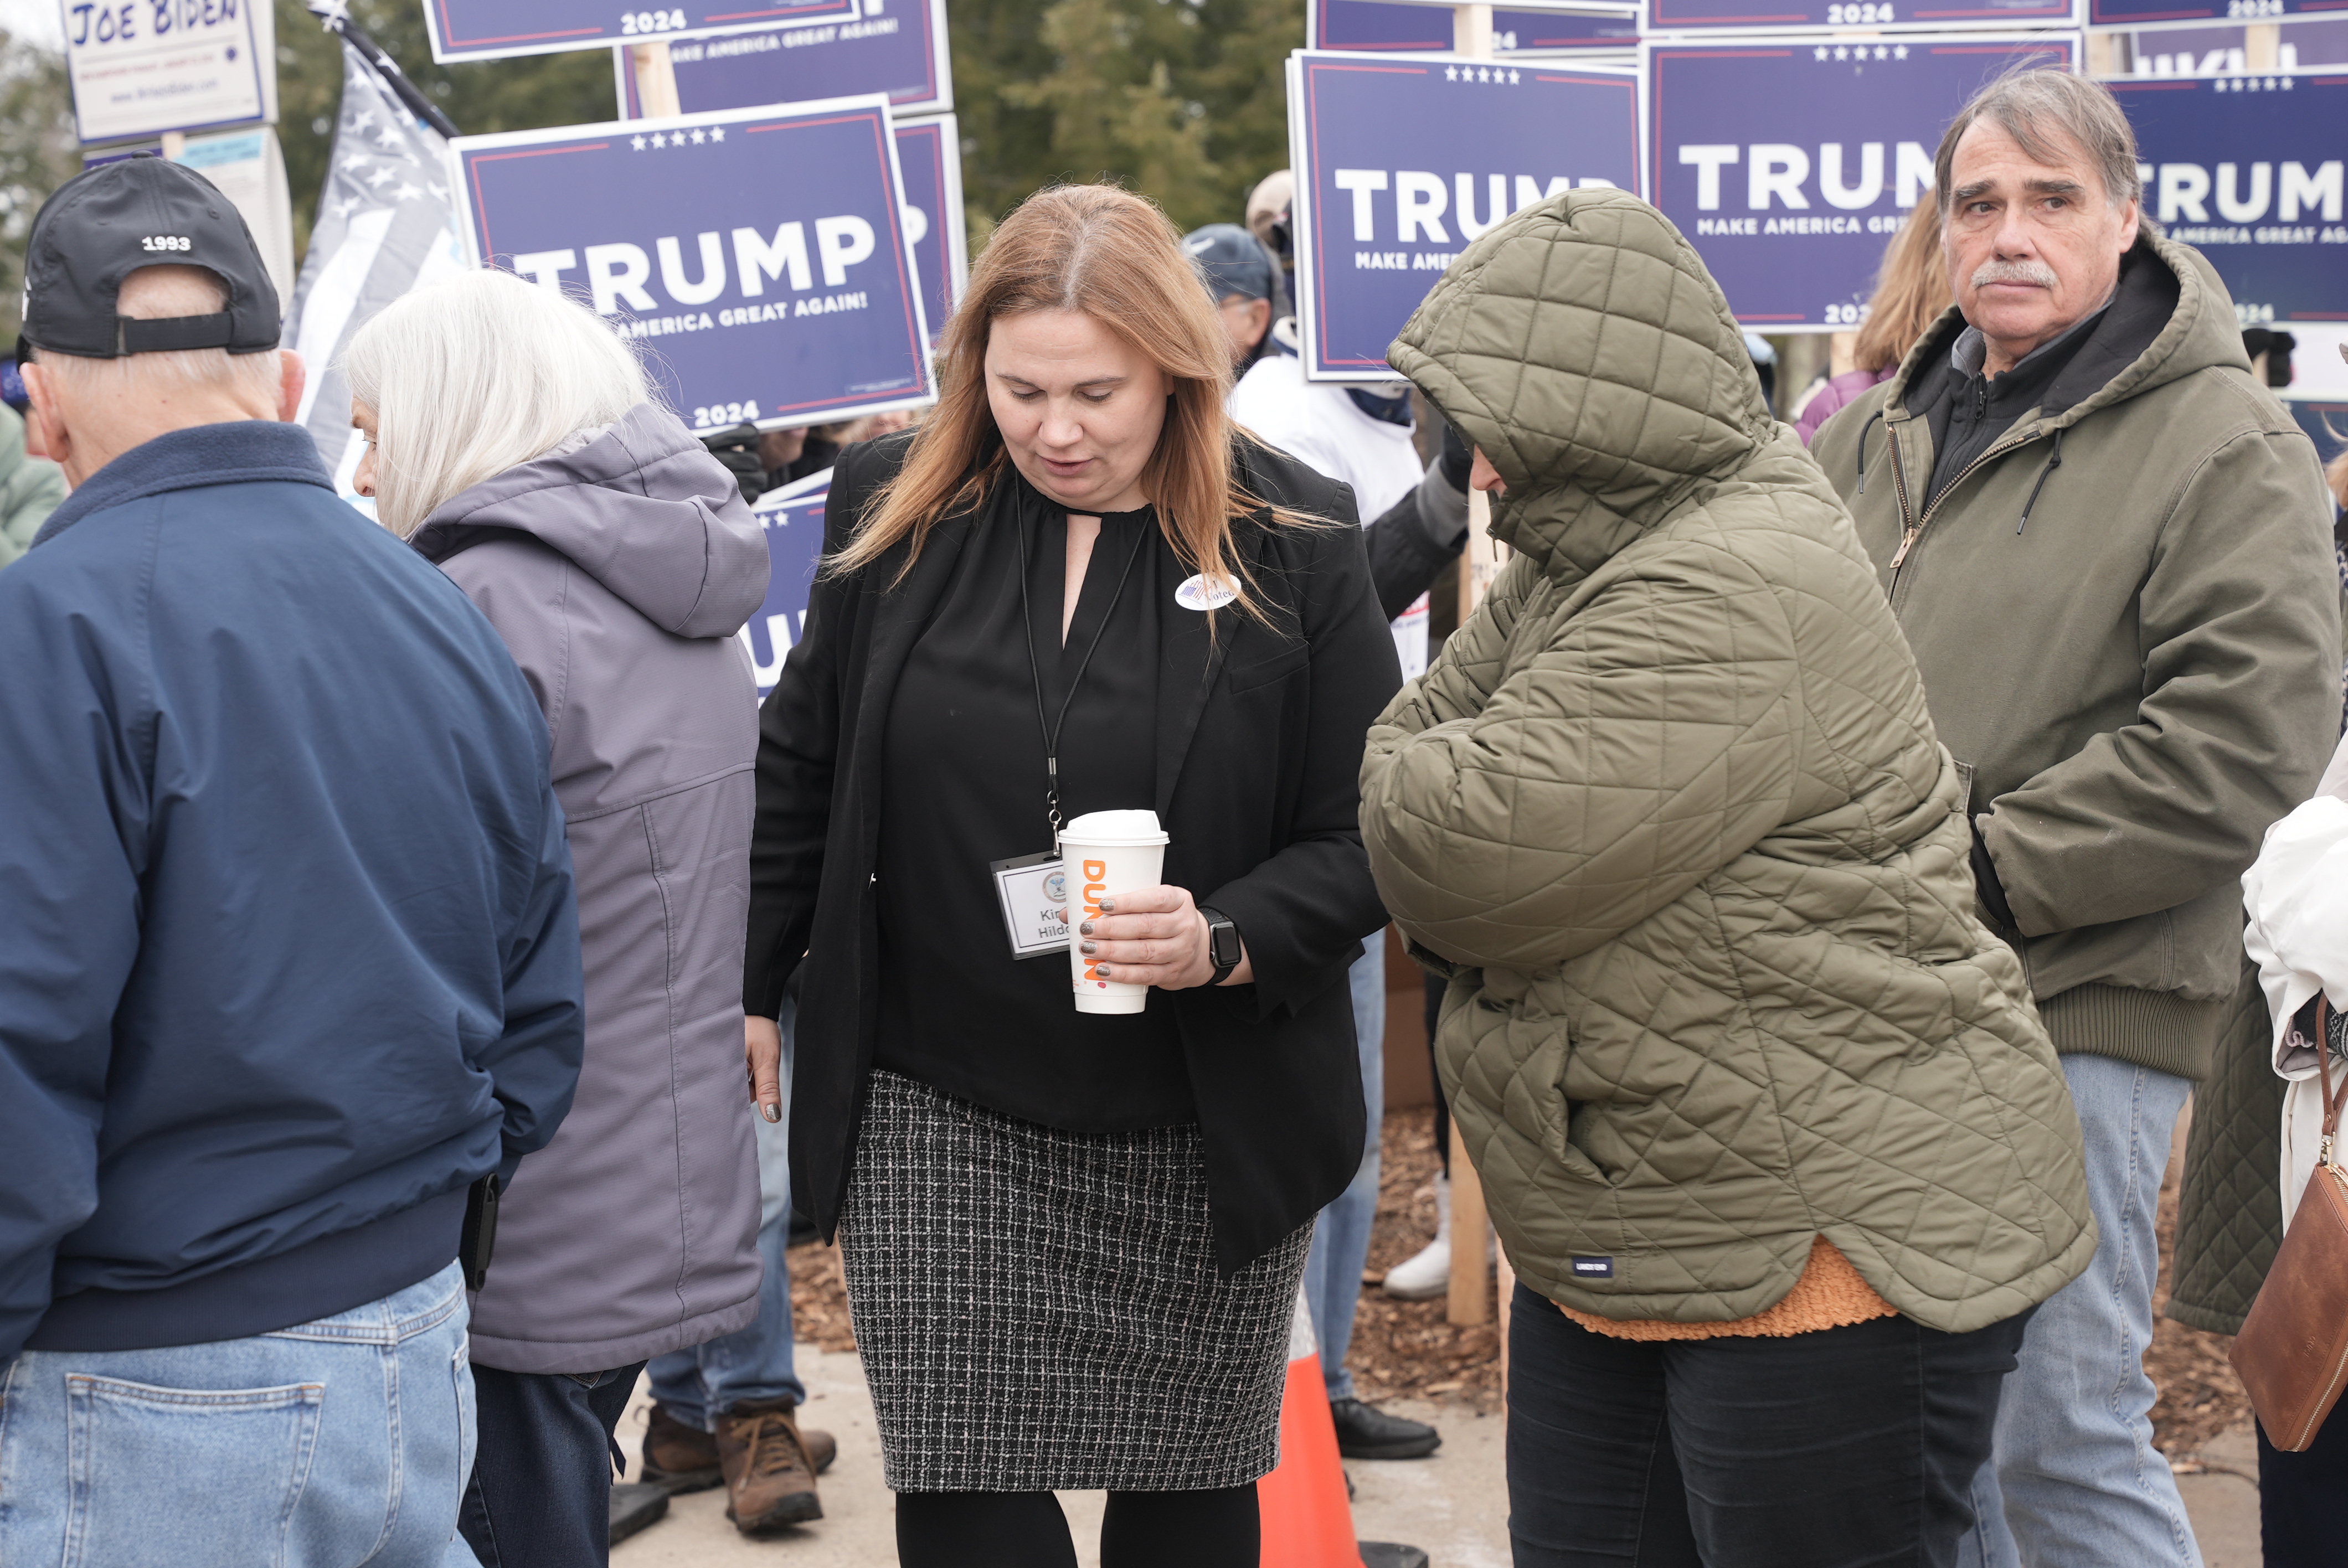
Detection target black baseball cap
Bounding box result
[18,154,279,360]
[1182,224,1281,305]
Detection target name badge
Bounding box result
[990,850,1070,959]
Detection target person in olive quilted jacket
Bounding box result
[1358,187,2094,1567]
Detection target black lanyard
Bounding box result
[1015,505,1151,844]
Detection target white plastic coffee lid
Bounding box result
[1060,808,1170,846]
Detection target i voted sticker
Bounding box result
[1175,574,1239,612]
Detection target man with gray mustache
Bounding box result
[1811,69,2339,1568]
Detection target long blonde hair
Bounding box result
[831,185,1258,594]
[1852,198,1953,375]
[343,269,651,537]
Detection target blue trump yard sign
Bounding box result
[1309,1,1640,54]
[1645,35,2078,328]
[1287,49,1642,381]
[450,95,934,432]
[2091,0,2331,28]
[743,467,828,698]
[890,114,967,346]
[426,0,853,64]
[1643,0,2077,35]
[2112,72,2348,323]
[612,0,951,117]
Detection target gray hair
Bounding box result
[1934,68,2142,215]
[342,267,651,538]
[32,264,284,409]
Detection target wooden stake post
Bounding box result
[1443,2,1503,1332]
[631,42,681,118]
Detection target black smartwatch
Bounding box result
[1198,906,1243,986]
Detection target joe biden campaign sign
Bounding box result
[1286,49,1642,382]
[2111,71,2348,325]
[450,94,935,434]
[1646,34,2077,328]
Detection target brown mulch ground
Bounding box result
[786,1105,2248,1448]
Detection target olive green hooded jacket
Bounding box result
[1361,190,2094,1331]
[1811,235,2340,1081]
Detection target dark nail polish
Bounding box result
[1095,964,1111,978]
[1098,899,1115,912]
[1080,940,1098,955]
[1079,920,1095,936]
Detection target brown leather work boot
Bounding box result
[638,1401,722,1494]
[716,1396,824,1533]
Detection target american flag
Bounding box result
[285,34,466,496]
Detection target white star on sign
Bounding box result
[651,132,667,148]
[709,126,725,141]
[1508,68,1521,83]
[1445,63,1458,80]
[1875,44,1888,58]
[690,127,706,144]
[1834,45,1848,59]
[1814,44,1829,58]
[632,135,647,150]
[1893,42,1908,57]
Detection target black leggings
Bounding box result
[895,1486,1259,1568]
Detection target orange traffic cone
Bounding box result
[1256,1288,1367,1568]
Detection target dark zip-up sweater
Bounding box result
[0,421,585,1363]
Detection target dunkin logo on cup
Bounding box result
[1081,859,1109,986]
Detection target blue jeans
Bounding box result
[0,1258,479,1568]
[646,1000,803,1424]
[1305,942,1384,1402]
[460,1360,643,1567]
[1958,1053,2201,1568]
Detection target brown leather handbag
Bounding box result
[2231,997,2348,1453]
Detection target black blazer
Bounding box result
[745,429,1403,1271]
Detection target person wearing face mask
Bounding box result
[1810,69,2340,1567]
[1361,184,2096,1568]
[743,183,1400,1568]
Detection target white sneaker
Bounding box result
[1382,1175,1453,1300]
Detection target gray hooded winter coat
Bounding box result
[412,402,771,1373]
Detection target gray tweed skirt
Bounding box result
[838,1069,1311,1493]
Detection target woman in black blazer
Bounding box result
[740,185,1399,1567]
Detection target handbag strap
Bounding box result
[2320,998,2348,1170]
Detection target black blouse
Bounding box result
[872,477,1194,1130]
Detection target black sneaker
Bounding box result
[1329,1397,1441,1460]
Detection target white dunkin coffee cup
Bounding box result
[1059,809,1172,1015]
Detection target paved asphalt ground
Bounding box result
[610,1343,2259,1566]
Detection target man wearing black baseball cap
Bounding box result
[0,154,586,1565]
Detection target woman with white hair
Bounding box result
[343,267,771,1567]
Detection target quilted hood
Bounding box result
[410,401,768,640]
[1388,189,1774,581]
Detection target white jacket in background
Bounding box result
[2242,734,2348,1227]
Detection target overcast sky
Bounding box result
[2,0,63,51]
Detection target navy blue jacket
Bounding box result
[0,422,585,1363]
